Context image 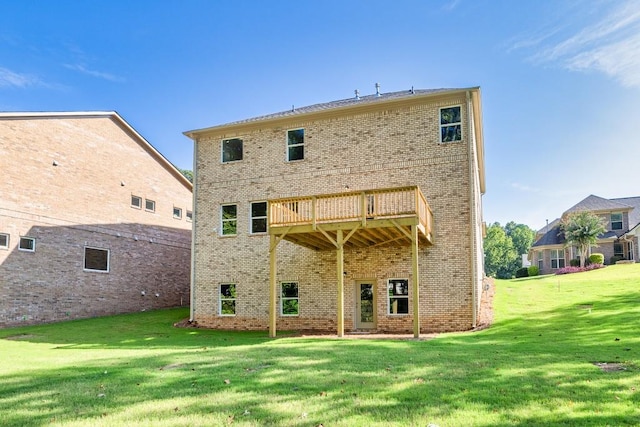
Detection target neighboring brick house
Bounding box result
[185,87,486,337]
[0,112,193,327]
[530,194,640,275]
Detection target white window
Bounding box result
[84,247,110,272]
[287,128,304,161]
[173,207,182,219]
[611,213,623,230]
[0,233,9,249]
[280,282,299,316]
[131,195,142,209]
[221,204,237,236]
[550,249,565,269]
[145,199,156,212]
[250,201,267,234]
[219,283,236,316]
[388,279,409,315]
[19,237,35,252]
[537,251,543,269]
[440,106,462,143]
[186,210,193,222]
[221,138,243,163]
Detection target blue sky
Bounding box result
[2,0,639,230]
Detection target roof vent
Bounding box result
[375,83,381,97]
[411,86,415,94]
[354,89,360,100]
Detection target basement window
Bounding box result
[131,195,142,209]
[440,106,462,143]
[388,279,409,315]
[173,207,183,219]
[287,128,304,161]
[145,199,156,212]
[250,201,267,234]
[84,247,110,272]
[19,237,35,252]
[219,283,236,316]
[0,233,9,249]
[186,210,193,222]
[221,138,243,163]
[281,282,299,316]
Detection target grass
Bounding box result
[1,265,639,426]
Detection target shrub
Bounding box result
[589,253,604,265]
[610,255,624,265]
[570,259,580,267]
[556,264,604,275]
[528,265,539,276]
[515,267,529,278]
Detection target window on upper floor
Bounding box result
[550,249,565,269]
[221,204,237,236]
[173,207,182,219]
[219,283,236,316]
[131,195,142,209]
[221,138,243,163]
[145,199,156,212]
[84,247,110,272]
[250,201,267,234]
[186,210,193,222]
[281,282,299,316]
[440,106,462,143]
[0,233,8,249]
[19,236,35,252]
[611,213,623,230]
[388,279,409,315]
[287,128,304,161]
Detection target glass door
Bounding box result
[356,282,375,329]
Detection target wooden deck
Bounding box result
[268,186,433,250]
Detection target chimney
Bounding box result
[375,83,381,97]
[354,89,360,100]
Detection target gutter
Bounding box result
[189,138,198,322]
[467,91,478,328]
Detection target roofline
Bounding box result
[1,111,193,191]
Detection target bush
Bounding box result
[589,253,604,265]
[556,263,604,275]
[515,267,529,278]
[570,259,580,267]
[528,265,539,276]
[610,255,624,265]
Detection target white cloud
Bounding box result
[63,63,124,82]
[0,67,42,88]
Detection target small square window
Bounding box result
[173,207,183,219]
[145,199,156,212]
[281,282,299,316]
[221,138,243,163]
[0,233,9,249]
[287,129,304,161]
[19,237,35,252]
[186,210,193,222]
[221,204,237,236]
[250,201,267,234]
[84,247,110,272]
[440,106,462,143]
[388,279,409,315]
[131,195,142,209]
[219,283,236,316]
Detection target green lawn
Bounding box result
[1,265,639,426]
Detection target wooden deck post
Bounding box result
[269,234,277,338]
[412,224,420,338]
[336,229,344,337]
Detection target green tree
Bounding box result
[484,222,517,279]
[504,221,536,274]
[561,211,606,267]
[178,168,193,183]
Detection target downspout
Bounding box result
[467,90,478,328]
[189,138,198,322]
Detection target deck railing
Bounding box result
[269,186,433,234]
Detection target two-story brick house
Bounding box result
[0,112,193,327]
[185,87,486,337]
[531,194,640,274]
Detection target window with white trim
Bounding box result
[84,247,110,272]
[221,138,243,163]
[537,251,543,269]
[550,249,565,269]
[388,279,409,315]
[250,201,267,234]
[280,282,299,316]
[186,210,193,222]
[0,233,8,249]
[287,128,304,161]
[173,207,182,219]
[611,213,623,230]
[440,106,462,143]
[219,283,236,316]
[19,237,35,252]
[221,204,237,236]
[145,199,156,212]
[131,195,142,209]
[614,243,624,259]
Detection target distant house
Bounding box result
[530,195,639,274]
[185,87,488,337]
[0,112,193,327]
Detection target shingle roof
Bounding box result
[536,218,560,236]
[532,225,565,247]
[564,194,632,215]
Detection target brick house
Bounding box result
[0,112,193,327]
[185,87,486,337]
[530,194,640,275]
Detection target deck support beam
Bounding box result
[269,234,279,338]
[411,224,420,338]
[336,229,345,337]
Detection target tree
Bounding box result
[178,168,193,183]
[504,221,536,274]
[561,211,606,267]
[484,223,517,279]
